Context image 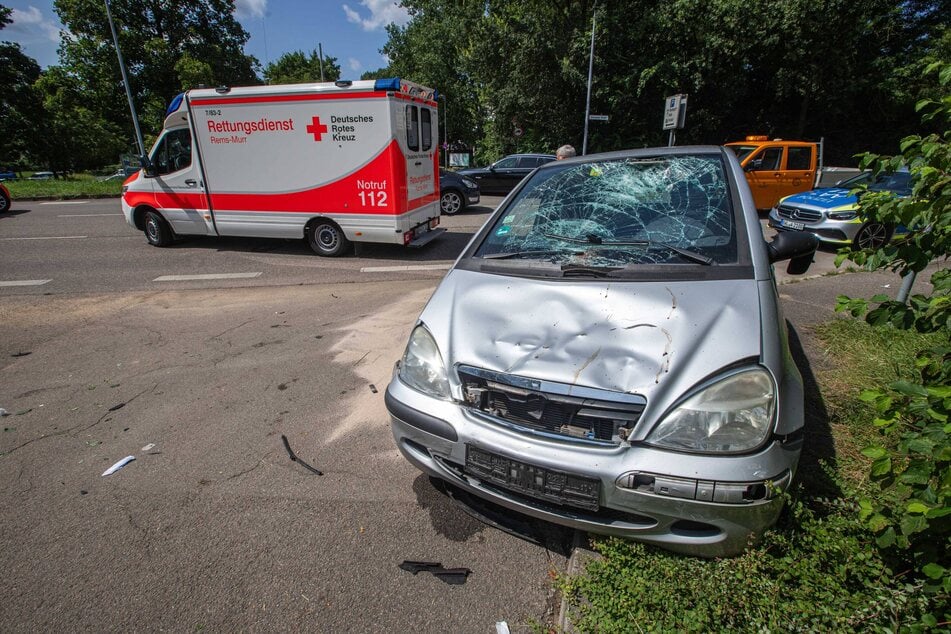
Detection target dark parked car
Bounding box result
[458,153,556,195]
[439,169,480,215]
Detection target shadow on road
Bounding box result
[414,474,574,557]
[787,322,841,498]
[0,207,32,219]
[163,228,478,262]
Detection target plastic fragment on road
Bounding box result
[280,434,323,475]
[0,408,7,417]
[102,455,135,476]
[496,622,511,634]
[141,443,155,452]
[369,384,378,394]
[108,403,125,412]
[398,560,472,585]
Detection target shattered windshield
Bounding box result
[474,154,737,267]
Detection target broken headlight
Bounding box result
[399,324,451,399]
[645,368,775,454]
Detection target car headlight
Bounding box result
[399,325,451,399]
[645,368,776,453]
[461,177,478,189]
[827,210,858,221]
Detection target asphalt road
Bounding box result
[0,195,880,632]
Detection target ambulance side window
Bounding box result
[406,106,419,151]
[152,129,192,176]
[421,108,432,151]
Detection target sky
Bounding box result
[1,0,410,77]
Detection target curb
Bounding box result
[556,531,597,633]
[12,194,122,202]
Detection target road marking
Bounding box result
[153,272,263,282]
[58,213,121,217]
[40,200,90,205]
[0,279,51,287]
[0,235,87,241]
[360,264,452,273]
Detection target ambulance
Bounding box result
[122,78,443,256]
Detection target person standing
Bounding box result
[556,144,576,160]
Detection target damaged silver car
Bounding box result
[385,147,818,556]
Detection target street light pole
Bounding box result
[104,0,146,164]
[582,1,597,155]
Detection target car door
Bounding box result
[487,156,519,193]
[744,146,784,210]
[778,145,815,200]
[150,128,213,235]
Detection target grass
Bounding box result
[3,173,124,199]
[558,315,946,632]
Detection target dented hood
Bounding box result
[419,268,763,418]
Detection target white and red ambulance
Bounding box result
[122,78,443,256]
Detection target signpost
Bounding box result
[663,94,688,146]
[588,114,609,122]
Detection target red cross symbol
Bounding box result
[306,116,328,141]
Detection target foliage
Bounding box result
[380,0,946,163]
[0,4,43,168]
[831,61,951,627]
[263,50,341,85]
[561,496,932,632]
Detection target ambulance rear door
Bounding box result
[397,98,437,209]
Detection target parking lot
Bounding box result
[0,195,858,631]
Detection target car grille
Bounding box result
[457,365,646,445]
[776,205,821,222]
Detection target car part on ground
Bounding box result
[386,146,817,557]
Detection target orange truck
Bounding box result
[725,136,820,210]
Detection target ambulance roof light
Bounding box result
[166,93,184,116]
[374,78,402,92]
[215,85,230,94]
[335,80,353,87]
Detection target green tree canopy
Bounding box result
[263,49,341,84]
[0,4,43,168]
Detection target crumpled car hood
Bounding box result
[419,268,763,419]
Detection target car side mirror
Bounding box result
[141,156,157,178]
[744,159,761,172]
[767,231,818,275]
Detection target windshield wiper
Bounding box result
[560,264,620,278]
[481,249,573,260]
[543,232,713,265]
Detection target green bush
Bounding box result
[561,494,930,632]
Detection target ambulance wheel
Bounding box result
[440,190,464,215]
[307,220,351,257]
[144,210,173,247]
[852,222,892,250]
[0,189,9,213]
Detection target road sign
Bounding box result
[663,94,688,130]
[588,114,609,121]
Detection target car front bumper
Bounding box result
[767,207,860,244]
[386,374,798,557]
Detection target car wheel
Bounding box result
[0,189,9,213]
[144,210,173,247]
[307,220,351,257]
[440,189,464,215]
[852,222,892,250]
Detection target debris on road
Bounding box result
[398,560,472,585]
[102,455,135,476]
[280,434,323,475]
[108,403,125,412]
[496,622,511,634]
[369,384,378,394]
[16,408,32,415]
[141,443,155,452]
[11,351,31,358]
[0,408,8,417]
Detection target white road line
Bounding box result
[153,272,263,282]
[58,213,121,217]
[0,235,87,241]
[40,200,90,205]
[0,279,52,287]
[360,264,452,273]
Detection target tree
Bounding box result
[263,50,340,84]
[0,4,43,168]
[835,62,950,626]
[52,0,260,150]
